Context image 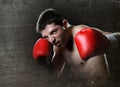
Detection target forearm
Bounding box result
[51,47,65,76]
[52,57,65,76]
[106,32,120,48]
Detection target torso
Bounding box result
[55,25,110,86]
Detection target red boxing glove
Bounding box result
[74,28,110,60]
[32,38,53,62]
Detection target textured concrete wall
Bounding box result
[0,0,120,87]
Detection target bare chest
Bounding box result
[63,42,109,74]
[63,43,84,67]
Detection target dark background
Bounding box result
[0,0,120,87]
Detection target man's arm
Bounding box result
[32,38,65,76]
[91,27,120,48]
[51,46,65,76]
[74,27,111,60]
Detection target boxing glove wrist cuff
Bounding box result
[106,33,120,48]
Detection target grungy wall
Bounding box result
[0,0,120,87]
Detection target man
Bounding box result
[33,8,120,87]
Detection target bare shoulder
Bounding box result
[72,24,111,35]
[72,24,90,36]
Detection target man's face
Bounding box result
[40,23,66,47]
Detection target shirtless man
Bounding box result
[33,8,120,87]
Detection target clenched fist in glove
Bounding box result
[74,28,111,60]
[32,38,53,64]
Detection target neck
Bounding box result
[64,27,73,51]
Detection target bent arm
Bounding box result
[91,27,120,48]
[51,46,65,76]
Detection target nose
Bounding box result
[48,35,55,44]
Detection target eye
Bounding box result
[51,29,57,35]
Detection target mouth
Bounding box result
[55,41,61,47]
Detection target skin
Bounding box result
[40,20,111,87]
[41,23,67,47]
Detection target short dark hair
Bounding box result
[36,8,64,33]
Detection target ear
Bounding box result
[62,19,68,29]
